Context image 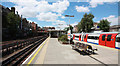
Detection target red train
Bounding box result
[72,32,120,49]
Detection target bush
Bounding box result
[58,34,68,42]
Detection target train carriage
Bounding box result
[71,32,120,49]
[87,33,100,45]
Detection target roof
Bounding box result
[93,22,98,25]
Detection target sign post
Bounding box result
[65,15,74,44]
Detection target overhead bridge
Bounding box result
[48,30,66,38]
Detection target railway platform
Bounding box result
[22,37,118,65]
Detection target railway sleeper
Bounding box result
[2,37,47,66]
[14,40,44,65]
[2,44,33,65]
[3,38,40,57]
[13,43,40,65]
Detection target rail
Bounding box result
[2,35,48,66]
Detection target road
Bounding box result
[22,37,118,65]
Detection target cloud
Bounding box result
[9,0,70,29]
[15,6,38,18]
[61,16,65,19]
[52,20,68,30]
[71,22,78,27]
[89,0,118,8]
[36,12,60,22]
[53,20,67,27]
[27,20,32,23]
[51,0,69,14]
[10,0,69,18]
[8,0,70,29]
[75,6,90,12]
[89,1,103,8]
[75,0,118,13]
[102,15,118,26]
[9,0,39,7]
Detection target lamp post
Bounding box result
[65,15,74,44]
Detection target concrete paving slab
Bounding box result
[23,38,118,65]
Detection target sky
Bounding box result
[1,0,119,30]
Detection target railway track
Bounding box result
[2,35,48,66]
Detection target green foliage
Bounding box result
[64,25,73,33]
[7,12,20,29]
[7,12,20,36]
[2,15,8,28]
[98,19,110,32]
[58,35,68,42]
[77,13,94,32]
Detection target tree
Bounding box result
[7,12,20,37]
[77,13,94,32]
[98,19,110,32]
[64,25,73,33]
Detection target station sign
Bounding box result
[67,30,71,40]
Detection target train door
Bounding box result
[106,34,113,48]
[84,34,88,42]
[99,34,117,48]
[106,34,117,48]
[99,34,106,46]
[79,35,81,41]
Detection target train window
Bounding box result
[95,36,99,40]
[107,35,112,41]
[88,36,90,39]
[90,36,92,39]
[102,35,106,41]
[94,36,97,40]
[116,37,120,42]
[75,36,79,38]
[88,36,95,39]
[91,36,95,39]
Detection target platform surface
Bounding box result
[22,38,118,65]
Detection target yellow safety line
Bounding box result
[27,37,50,66]
[73,40,120,51]
[41,37,50,64]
